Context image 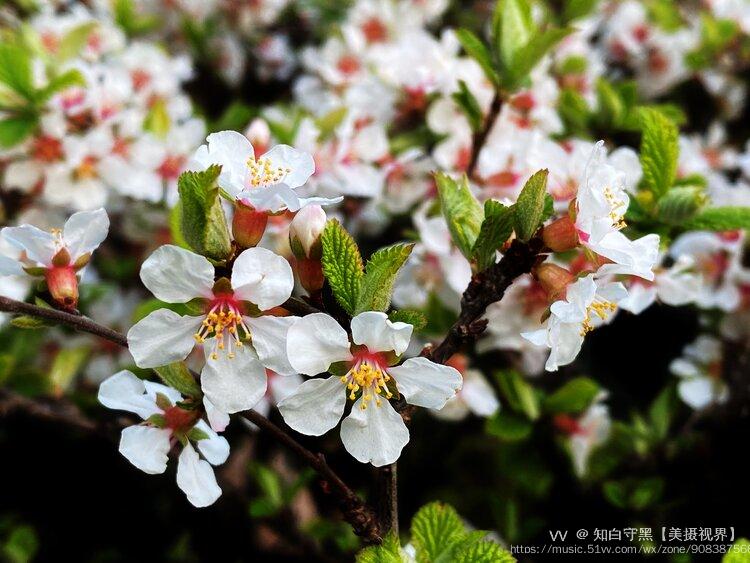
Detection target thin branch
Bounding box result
[466,92,502,181]
[425,237,544,364]
[0,296,127,347]
[239,411,381,543]
[375,463,398,537]
[0,388,100,432]
[282,296,321,316]
[0,294,380,542]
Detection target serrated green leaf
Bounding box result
[638,108,679,198]
[411,502,467,563]
[320,219,364,315]
[49,347,88,394]
[513,169,549,241]
[57,22,98,61]
[451,80,483,132]
[435,173,484,259]
[355,533,402,563]
[453,539,515,563]
[455,29,498,86]
[509,26,573,87]
[388,309,427,331]
[0,115,37,148]
[656,185,707,225]
[543,377,600,415]
[177,165,232,261]
[472,200,513,270]
[154,362,202,398]
[681,206,750,231]
[356,243,414,313]
[0,42,35,100]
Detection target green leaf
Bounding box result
[562,0,600,23]
[453,539,515,563]
[451,80,483,132]
[435,173,484,259]
[543,377,600,415]
[49,347,89,394]
[34,69,86,104]
[486,410,533,442]
[496,370,540,420]
[509,27,573,86]
[57,22,98,61]
[212,102,255,133]
[356,243,414,314]
[455,29,498,86]
[558,88,591,136]
[154,362,202,398]
[177,165,232,261]
[0,42,34,100]
[113,0,160,35]
[0,115,37,148]
[144,97,171,139]
[656,185,707,225]
[723,538,750,563]
[495,0,534,77]
[472,200,513,270]
[355,533,402,563]
[314,106,348,140]
[10,315,50,329]
[681,206,750,231]
[388,309,427,331]
[648,385,676,441]
[638,108,679,198]
[2,524,38,563]
[512,169,549,241]
[187,426,210,442]
[320,219,364,315]
[411,502,467,562]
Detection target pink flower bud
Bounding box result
[534,262,575,302]
[45,266,79,310]
[542,216,579,252]
[233,202,269,248]
[289,205,327,260]
[296,257,325,294]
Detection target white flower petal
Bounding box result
[140,245,215,303]
[119,425,171,474]
[232,247,294,310]
[200,346,267,414]
[388,357,462,409]
[98,370,161,419]
[176,443,223,507]
[461,370,500,417]
[286,313,352,375]
[262,144,315,188]
[193,419,230,465]
[351,311,413,355]
[203,397,230,432]
[1,225,57,265]
[127,310,203,368]
[678,377,717,410]
[63,208,109,259]
[340,398,409,466]
[245,314,298,374]
[143,380,183,406]
[277,375,346,436]
[0,255,22,276]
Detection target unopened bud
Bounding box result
[45,266,79,309]
[233,202,269,248]
[542,216,579,252]
[534,262,575,302]
[289,205,326,260]
[296,257,325,294]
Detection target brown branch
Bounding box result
[0,294,379,542]
[0,296,127,347]
[281,296,321,316]
[466,92,502,181]
[425,237,544,365]
[0,388,100,432]
[375,463,398,536]
[239,411,381,543]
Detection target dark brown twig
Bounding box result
[375,463,398,537]
[425,237,544,364]
[281,296,321,316]
[466,92,502,181]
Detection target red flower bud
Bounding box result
[296,257,324,294]
[534,262,575,302]
[542,216,579,252]
[233,202,269,248]
[45,266,79,310]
